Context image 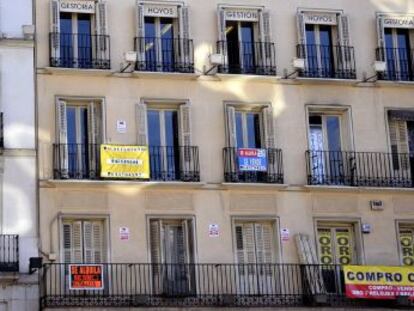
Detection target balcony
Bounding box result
[134,37,194,73]
[49,33,111,69]
[376,47,414,81]
[41,263,408,308]
[306,150,414,187]
[53,144,200,182]
[216,41,276,75]
[223,147,283,184]
[297,44,356,79]
[0,235,19,272]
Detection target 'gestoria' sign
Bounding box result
[100,145,150,179]
[344,265,414,300]
[60,0,95,14]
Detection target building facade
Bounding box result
[0,0,38,310]
[37,0,414,309]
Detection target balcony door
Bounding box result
[226,21,256,74]
[305,24,334,78]
[149,219,195,296]
[384,28,412,81]
[60,12,93,68]
[235,111,262,149]
[234,221,277,295]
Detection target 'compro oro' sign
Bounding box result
[60,0,95,14]
[344,265,414,300]
[69,264,104,290]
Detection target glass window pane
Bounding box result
[226,21,240,72]
[147,110,161,146]
[317,228,333,264]
[384,28,394,49]
[160,18,174,71]
[144,17,156,70]
[305,24,317,75]
[235,112,243,148]
[66,107,77,145]
[246,113,261,148]
[319,25,333,76]
[60,12,73,67]
[164,110,178,147]
[397,29,411,79]
[326,116,341,151]
[77,14,92,68]
[240,22,255,73]
[80,107,88,146]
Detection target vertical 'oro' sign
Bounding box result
[69,264,104,290]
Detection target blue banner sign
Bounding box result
[238,148,268,172]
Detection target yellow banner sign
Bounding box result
[100,145,150,179]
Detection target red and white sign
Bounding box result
[208,224,219,238]
[119,227,130,241]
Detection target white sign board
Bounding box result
[383,16,414,29]
[144,5,178,18]
[304,12,337,25]
[60,0,95,14]
[208,224,219,238]
[280,228,290,242]
[225,9,259,22]
[116,120,127,134]
[119,227,130,241]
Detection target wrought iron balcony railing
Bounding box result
[40,263,408,308]
[297,44,356,79]
[217,41,277,75]
[0,235,19,272]
[134,37,194,73]
[306,150,414,187]
[223,147,283,183]
[53,144,200,182]
[49,33,111,69]
[376,47,414,81]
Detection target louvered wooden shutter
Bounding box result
[72,221,83,263]
[93,221,104,263]
[235,225,245,265]
[136,103,148,146]
[377,16,385,49]
[136,1,145,65]
[259,11,272,71]
[337,15,352,64]
[243,223,256,265]
[218,9,228,71]
[63,223,72,263]
[88,102,101,178]
[389,119,410,170]
[83,221,94,263]
[50,0,60,61]
[261,106,275,148]
[56,100,68,178]
[179,103,193,179]
[225,106,237,147]
[150,220,162,264]
[296,13,306,45]
[95,0,108,66]
[179,6,191,67]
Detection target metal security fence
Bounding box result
[223,147,283,184]
[297,44,356,79]
[217,41,277,75]
[40,263,409,308]
[306,150,414,187]
[0,235,19,272]
[134,37,194,73]
[49,33,111,69]
[376,47,414,81]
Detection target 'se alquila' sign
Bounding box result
[60,0,95,14]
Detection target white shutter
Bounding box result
[218,9,228,71]
[63,223,73,263]
[243,223,256,265]
[95,0,108,64]
[83,221,93,263]
[88,102,101,178]
[296,13,306,45]
[72,221,83,263]
[92,221,105,263]
[136,1,145,64]
[259,11,272,71]
[56,100,68,178]
[390,119,410,170]
[179,103,193,179]
[150,220,162,264]
[377,16,385,49]
[50,0,60,61]
[235,225,245,265]
[337,15,352,65]
[136,103,148,146]
[179,6,191,67]
[261,106,275,148]
[225,106,237,147]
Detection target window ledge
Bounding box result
[215,73,280,83]
[305,184,414,194]
[221,182,288,190]
[110,71,200,80]
[375,80,414,88]
[295,77,359,86]
[40,179,206,189]
[39,67,114,76]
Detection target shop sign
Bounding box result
[225,9,259,22]
[60,0,95,14]
[144,5,178,18]
[237,148,267,172]
[400,232,414,266]
[100,144,150,179]
[383,16,414,29]
[69,264,104,290]
[304,12,337,25]
[344,265,414,300]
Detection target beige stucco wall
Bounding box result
[36,0,414,266]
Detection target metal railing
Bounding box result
[376,47,414,81]
[217,41,277,75]
[49,33,111,69]
[0,235,19,272]
[40,263,406,308]
[297,44,356,79]
[223,147,283,183]
[134,37,194,73]
[53,144,200,182]
[306,150,414,187]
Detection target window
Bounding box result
[305,24,334,77]
[136,3,192,73]
[55,99,104,179]
[235,110,262,148]
[217,7,275,75]
[398,223,414,266]
[149,218,195,295]
[62,219,107,263]
[50,0,109,69]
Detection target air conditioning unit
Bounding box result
[293,58,305,70]
[373,61,386,73]
[209,53,224,65]
[124,51,137,63]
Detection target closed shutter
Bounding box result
[136,103,148,146]
[218,9,228,72]
[50,0,60,61]
[63,223,73,263]
[337,15,352,64]
[179,6,191,67]
[259,11,272,72]
[88,102,101,178]
[235,223,256,265]
[95,0,108,66]
[225,106,237,147]
[136,1,145,65]
[296,13,306,45]
[56,100,69,178]
[389,119,410,170]
[376,16,385,49]
[179,103,193,179]
[235,225,245,265]
[150,220,162,264]
[261,106,275,148]
[83,221,105,263]
[72,221,83,263]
